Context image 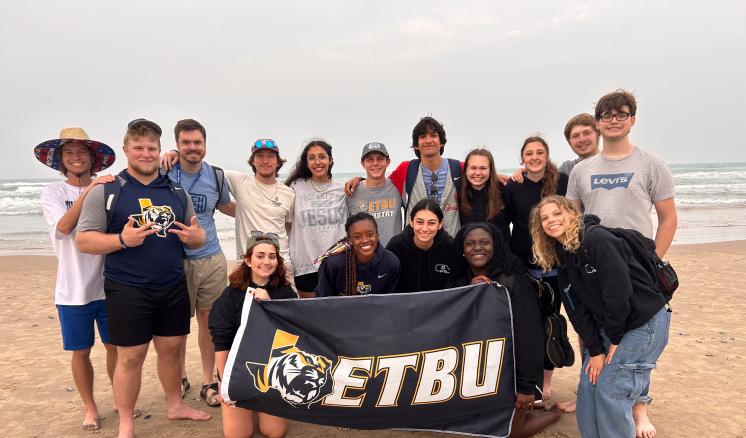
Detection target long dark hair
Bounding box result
[451,222,523,282]
[409,198,444,222]
[520,136,560,198]
[459,148,503,219]
[284,139,334,186]
[228,245,289,290]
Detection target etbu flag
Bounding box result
[222,283,517,438]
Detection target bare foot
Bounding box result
[634,404,656,438]
[554,399,577,413]
[117,422,135,438]
[167,403,211,421]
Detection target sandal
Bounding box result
[200,383,221,407]
[181,377,191,399]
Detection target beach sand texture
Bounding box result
[1,241,744,437]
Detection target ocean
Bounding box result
[1,162,744,256]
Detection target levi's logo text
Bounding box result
[130,198,175,237]
[246,329,507,409]
[590,172,634,190]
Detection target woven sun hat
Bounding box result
[34,127,116,172]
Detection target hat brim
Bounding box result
[34,138,116,173]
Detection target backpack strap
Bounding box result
[404,159,421,199]
[211,165,225,214]
[446,158,462,192]
[168,182,189,221]
[104,179,122,233]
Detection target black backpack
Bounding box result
[404,158,462,211]
[584,224,679,302]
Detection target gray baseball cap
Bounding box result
[361,142,389,159]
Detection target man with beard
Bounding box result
[35,127,118,431]
[166,119,234,408]
[77,119,210,438]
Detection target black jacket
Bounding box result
[503,173,568,269]
[447,271,544,396]
[209,282,296,352]
[316,244,400,297]
[385,226,455,293]
[557,215,667,356]
[459,186,510,244]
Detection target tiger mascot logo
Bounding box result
[131,198,176,238]
[246,330,333,407]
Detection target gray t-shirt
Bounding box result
[566,147,675,239]
[346,179,403,247]
[558,158,580,176]
[288,178,348,276]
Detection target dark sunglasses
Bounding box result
[252,139,278,152]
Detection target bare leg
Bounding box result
[542,369,553,400]
[509,409,561,438]
[152,335,211,421]
[104,343,117,382]
[298,290,316,299]
[113,343,149,438]
[71,348,99,429]
[634,403,656,438]
[196,310,215,386]
[222,404,254,438]
[257,412,288,438]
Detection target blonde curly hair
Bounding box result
[529,195,583,271]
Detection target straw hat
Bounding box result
[34,127,116,172]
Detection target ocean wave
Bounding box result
[0,181,52,188]
[0,197,42,215]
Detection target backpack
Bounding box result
[210,165,226,214]
[497,272,575,369]
[404,158,462,210]
[584,224,679,302]
[104,176,188,232]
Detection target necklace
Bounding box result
[310,178,331,193]
[255,178,282,207]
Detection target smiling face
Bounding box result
[124,135,160,177]
[306,145,331,180]
[248,243,279,284]
[251,149,280,179]
[568,125,600,159]
[348,219,378,262]
[465,154,490,190]
[596,105,636,141]
[59,142,93,177]
[539,202,573,243]
[463,228,494,272]
[521,141,548,175]
[411,209,443,248]
[416,129,442,159]
[361,152,390,180]
[176,129,206,166]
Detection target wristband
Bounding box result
[170,148,180,156]
[118,233,128,250]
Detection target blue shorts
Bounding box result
[56,299,110,351]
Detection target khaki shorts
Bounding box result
[184,252,228,316]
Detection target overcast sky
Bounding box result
[2,0,744,180]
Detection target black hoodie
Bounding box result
[557,215,667,356]
[385,226,455,293]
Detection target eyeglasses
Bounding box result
[429,173,439,200]
[252,139,278,152]
[598,112,631,122]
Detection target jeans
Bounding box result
[576,306,671,438]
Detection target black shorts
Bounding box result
[293,272,319,293]
[104,278,190,347]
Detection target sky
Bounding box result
[1,0,744,179]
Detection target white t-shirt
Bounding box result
[289,178,348,276]
[566,147,675,239]
[40,181,105,305]
[224,171,295,261]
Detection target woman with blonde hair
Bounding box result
[529,195,670,438]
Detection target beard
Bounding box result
[130,160,159,176]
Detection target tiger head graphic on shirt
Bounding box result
[246,330,333,407]
[130,198,175,238]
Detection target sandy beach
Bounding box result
[1,241,744,438]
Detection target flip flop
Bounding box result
[181,377,191,399]
[82,417,100,431]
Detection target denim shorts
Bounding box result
[57,299,110,351]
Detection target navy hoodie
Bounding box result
[105,170,194,288]
[316,244,400,297]
[385,226,455,293]
[557,215,667,356]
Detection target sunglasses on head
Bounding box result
[253,139,278,151]
[250,230,280,240]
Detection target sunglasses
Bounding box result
[252,139,278,152]
[250,230,280,240]
[428,173,439,200]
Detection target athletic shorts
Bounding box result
[56,299,110,351]
[185,252,228,316]
[293,272,319,293]
[104,278,190,347]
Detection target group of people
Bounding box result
[36,88,676,438]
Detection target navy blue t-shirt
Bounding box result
[104,171,193,288]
